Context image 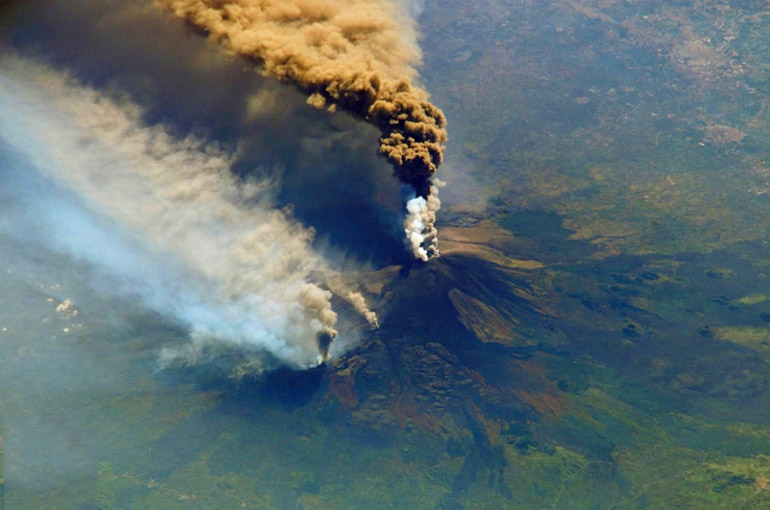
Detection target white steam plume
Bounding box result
[404,184,441,261]
[0,54,375,370]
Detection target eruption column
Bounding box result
[155,0,447,259]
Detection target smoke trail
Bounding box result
[154,0,447,260]
[346,292,380,329]
[325,276,380,329]
[0,54,376,370]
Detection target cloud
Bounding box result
[0,53,376,370]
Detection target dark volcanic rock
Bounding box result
[319,255,567,442]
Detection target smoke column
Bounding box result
[0,54,376,371]
[154,0,447,260]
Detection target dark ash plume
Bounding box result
[155,0,447,259]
